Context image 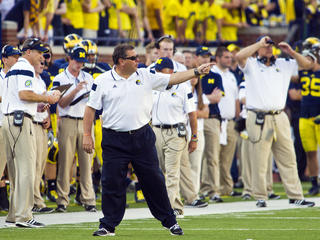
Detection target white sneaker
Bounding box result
[4,221,16,228]
[16,219,45,228]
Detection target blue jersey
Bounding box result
[300,69,320,118]
[201,71,224,116]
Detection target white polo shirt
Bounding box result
[240,57,298,111]
[34,75,49,122]
[152,82,196,125]
[87,67,170,131]
[0,70,5,126]
[2,57,38,116]
[53,67,93,118]
[212,65,238,120]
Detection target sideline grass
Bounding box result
[1,208,320,240]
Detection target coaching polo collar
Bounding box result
[111,66,139,81]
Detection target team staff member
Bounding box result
[82,44,213,236]
[236,36,315,207]
[199,47,224,202]
[52,46,96,213]
[298,46,320,195]
[0,45,21,212]
[32,60,54,214]
[2,38,60,227]
[213,47,240,197]
[152,58,207,218]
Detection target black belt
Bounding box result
[4,112,33,120]
[248,109,283,115]
[33,121,43,125]
[60,115,83,120]
[154,124,179,129]
[103,124,147,135]
[209,114,221,120]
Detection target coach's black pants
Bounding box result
[100,124,176,232]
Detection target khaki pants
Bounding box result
[0,126,7,176]
[219,120,238,196]
[33,124,47,208]
[247,111,303,200]
[3,116,36,222]
[200,118,221,196]
[153,127,185,213]
[241,137,273,196]
[56,118,95,206]
[188,130,205,193]
[180,141,199,204]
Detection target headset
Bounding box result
[155,35,177,54]
[257,56,276,65]
[1,45,9,58]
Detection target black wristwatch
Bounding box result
[194,68,201,76]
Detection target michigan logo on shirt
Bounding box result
[136,79,142,85]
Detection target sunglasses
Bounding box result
[43,53,51,59]
[123,55,139,61]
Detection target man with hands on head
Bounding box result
[2,38,60,228]
[235,36,315,208]
[82,44,213,237]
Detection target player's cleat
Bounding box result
[289,199,315,207]
[185,199,208,207]
[230,191,242,197]
[256,200,267,207]
[168,223,184,235]
[93,228,115,236]
[74,196,83,206]
[16,219,45,228]
[46,190,58,202]
[307,186,319,196]
[268,193,281,200]
[134,189,146,203]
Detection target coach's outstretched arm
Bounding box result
[168,62,214,86]
[278,42,313,70]
[235,36,272,68]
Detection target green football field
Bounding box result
[1,208,320,240]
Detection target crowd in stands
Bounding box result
[0,0,320,46]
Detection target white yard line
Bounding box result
[1,198,319,227]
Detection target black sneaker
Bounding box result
[56,205,67,212]
[234,180,244,189]
[230,191,242,197]
[173,209,184,219]
[241,193,251,200]
[289,199,315,207]
[307,186,319,196]
[268,193,281,200]
[16,219,45,228]
[209,195,223,203]
[256,200,267,207]
[32,206,54,213]
[85,205,97,212]
[185,199,208,208]
[168,223,184,235]
[93,228,115,236]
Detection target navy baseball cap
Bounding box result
[1,45,21,58]
[21,38,48,52]
[196,46,211,56]
[155,57,173,71]
[70,46,88,63]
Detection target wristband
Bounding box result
[191,134,197,139]
[191,138,198,142]
[194,68,201,76]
